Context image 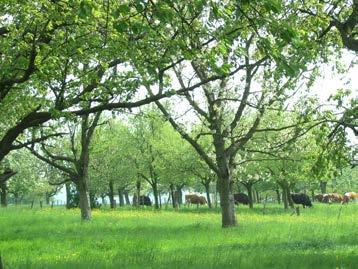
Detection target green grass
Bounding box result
[0,203,357,269]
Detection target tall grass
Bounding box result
[0,204,357,268]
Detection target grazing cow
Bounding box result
[233,193,249,205]
[314,194,324,202]
[133,195,152,206]
[322,193,343,204]
[342,192,357,204]
[185,194,207,206]
[291,193,313,208]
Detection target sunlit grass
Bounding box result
[0,203,357,268]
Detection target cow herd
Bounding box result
[315,192,357,204]
[287,191,357,208]
[131,191,357,208]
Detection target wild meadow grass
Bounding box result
[0,203,357,268]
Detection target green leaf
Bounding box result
[118,4,130,14]
[78,1,93,19]
[263,0,282,13]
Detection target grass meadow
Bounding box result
[0,203,357,269]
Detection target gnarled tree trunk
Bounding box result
[217,171,236,227]
[77,178,91,220]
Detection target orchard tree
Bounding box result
[91,120,137,208]
[3,149,60,205]
[130,110,170,209]
[131,1,342,227]
[1,0,211,178]
[153,122,200,208]
[26,110,102,220]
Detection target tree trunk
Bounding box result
[246,184,254,209]
[214,132,237,227]
[217,173,237,227]
[169,184,176,208]
[320,181,327,194]
[204,182,212,208]
[45,193,50,205]
[287,187,294,209]
[101,195,105,206]
[215,181,218,208]
[174,191,179,210]
[159,191,162,207]
[152,181,159,209]
[311,189,315,202]
[77,179,91,220]
[134,180,141,207]
[176,185,183,205]
[332,178,337,192]
[276,189,281,204]
[124,190,130,205]
[109,180,115,209]
[255,190,260,203]
[282,186,288,210]
[65,182,71,209]
[14,193,20,205]
[0,181,7,207]
[118,188,125,206]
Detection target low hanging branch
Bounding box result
[0,170,17,184]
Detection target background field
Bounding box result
[0,204,357,269]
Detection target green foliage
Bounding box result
[6,149,59,203]
[90,119,137,196]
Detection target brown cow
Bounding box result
[322,193,343,203]
[314,194,324,202]
[185,194,207,206]
[342,192,357,204]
